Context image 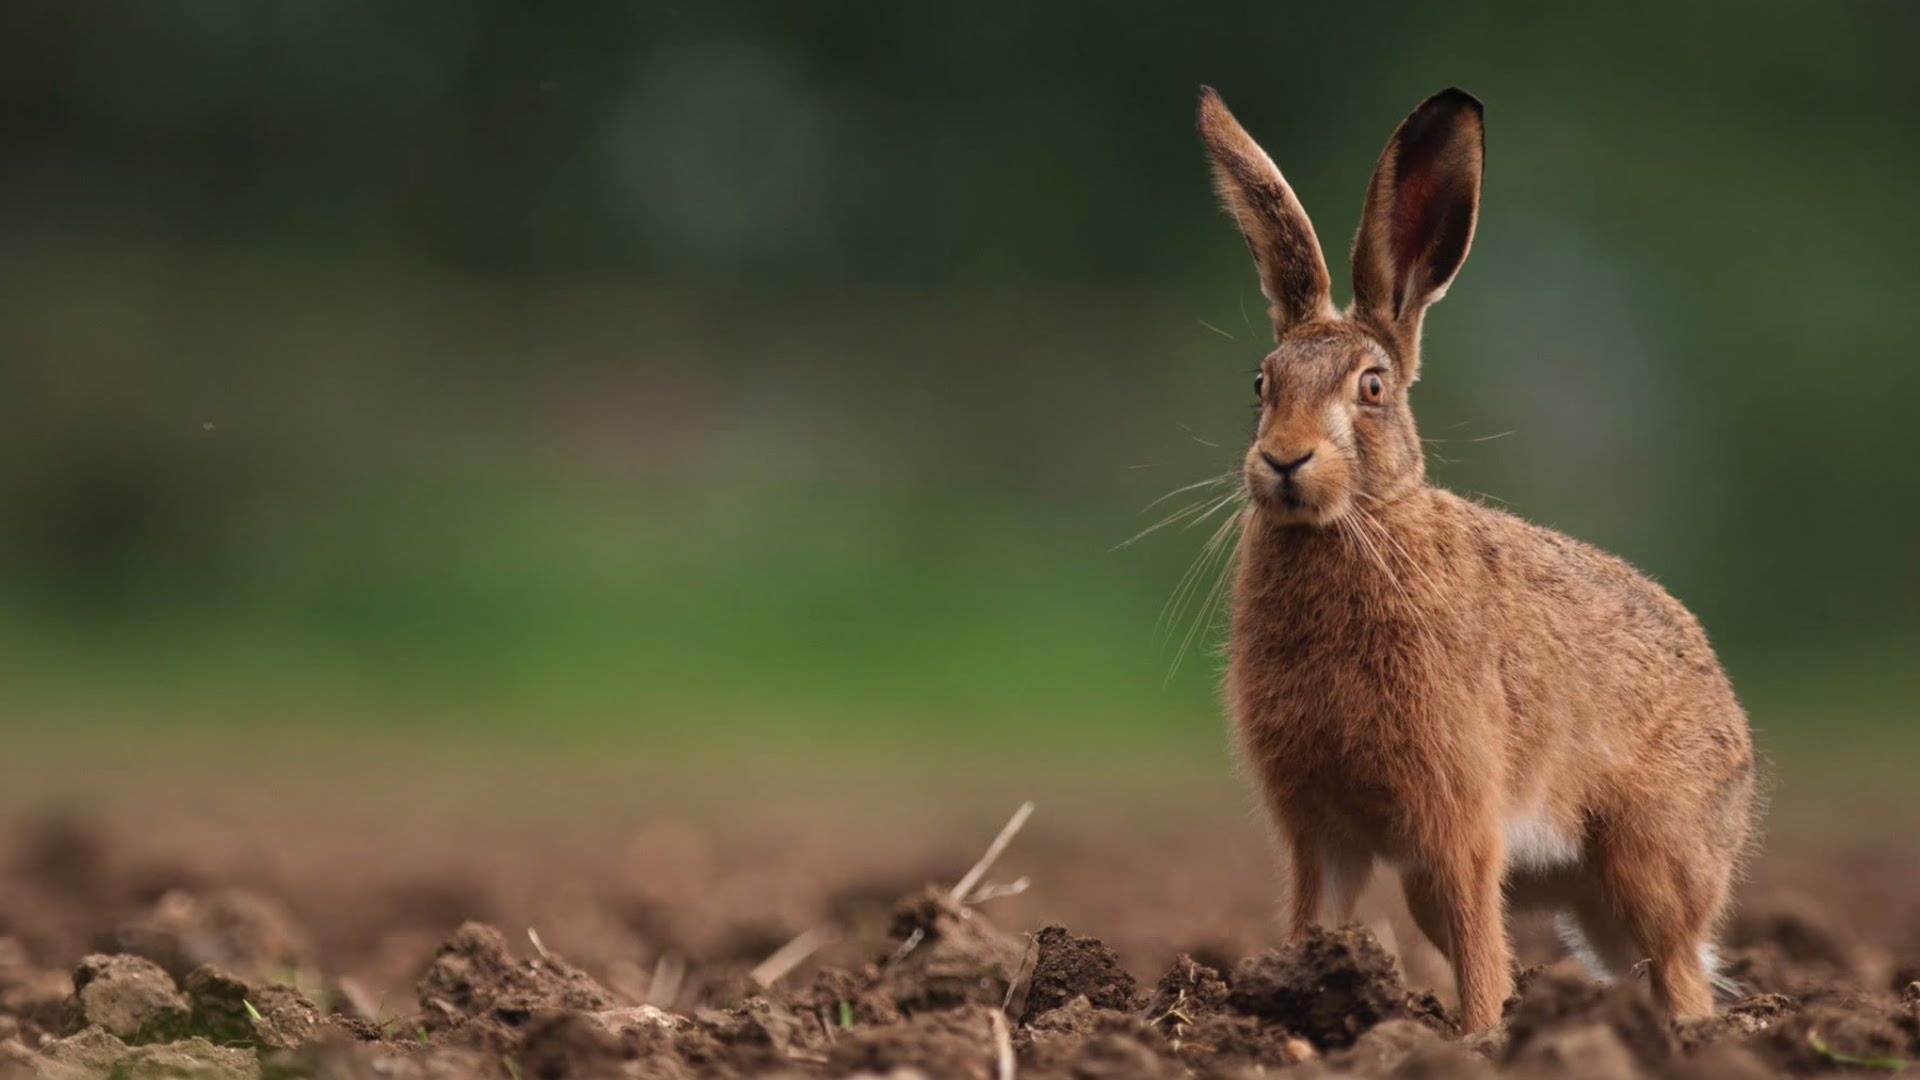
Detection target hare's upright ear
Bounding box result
[1197,88,1333,339]
[1351,89,1484,359]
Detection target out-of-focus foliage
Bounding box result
[1,3,1914,749]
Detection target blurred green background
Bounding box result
[2,3,1915,786]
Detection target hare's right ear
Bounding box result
[1198,88,1333,339]
[1350,89,1484,358]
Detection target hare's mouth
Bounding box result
[1252,480,1346,528]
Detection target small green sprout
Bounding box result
[1810,1032,1906,1070]
[243,1000,263,1022]
[837,1000,854,1028]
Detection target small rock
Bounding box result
[587,1005,683,1032]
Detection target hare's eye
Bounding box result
[1254,372,1265,398]
[1358,371,1386,405]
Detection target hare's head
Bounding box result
[1199,87,1484,527]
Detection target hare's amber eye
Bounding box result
[1358,371,1386,404]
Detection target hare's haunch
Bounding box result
[1198,87,1758,1031]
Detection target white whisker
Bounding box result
[1136,470,1236,515]
[1177,422,1223,449]
[1340,513,1406,608]
[1352,501,1440,596]
[1344,504,1443,644]
[1156,494,1244,649]
[1169,506,1247,678]
[1184,491,1244,530]
[1124,462,1252,681]
[1114,488,1237,551]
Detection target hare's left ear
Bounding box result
[1198,87,1334,339]
[1351,88,1484,359]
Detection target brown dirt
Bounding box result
[0,804,1917,1079]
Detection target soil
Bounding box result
[0,801,1917,1079]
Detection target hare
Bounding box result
[1197,86,1758,1031]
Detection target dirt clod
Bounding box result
[1339,1017,1446,1073]
[0,939,68,1043]
[514,1011,642,1080]
[38,1026,259,1080]
[1500,963,1671,1073]
[828,1003,1001,1080]
[183,966,323,1049]
[71,954,191,1044]
[117,890,314,987]
[1506,1022,1639,1080]
[1752,998,1918,1074]
[1141,954,1229,1023]
[879,890,1024,1014]
[416,922,617,1046]
[1227,926,1418,1049]
[1020,926,1139,1022]
[1724,889,1878,996]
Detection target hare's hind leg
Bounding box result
[1587,825,1732,1018]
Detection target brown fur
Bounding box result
[1198,88,1758,1031]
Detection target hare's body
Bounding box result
[1195,88,1758,1029]
[1230,482,1755,1021]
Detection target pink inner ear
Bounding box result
[1388,160,1442,308]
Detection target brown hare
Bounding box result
[1197,86,1758,1031]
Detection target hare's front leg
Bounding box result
[1419,825,1513,1032]
[1280,820,1373,940]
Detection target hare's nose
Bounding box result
[1261,449,1315,479]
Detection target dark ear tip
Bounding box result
[1429,87,1484,116]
